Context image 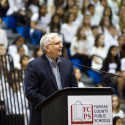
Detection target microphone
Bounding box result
[66,58,124,86]
[71,61,121,77]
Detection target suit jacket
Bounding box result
[24,54,78,125]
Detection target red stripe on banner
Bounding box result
[92,105,93,123]
[71,105,73,124]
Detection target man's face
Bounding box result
[46,36,63,60]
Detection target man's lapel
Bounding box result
[42,54,58,89]
[58,60,65,88]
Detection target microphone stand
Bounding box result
[70,61,125,87]
[71,62,121,78]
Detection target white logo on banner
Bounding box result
[68,96,112,125]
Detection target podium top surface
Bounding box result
[35,87,114,110]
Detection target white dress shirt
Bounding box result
[30,13,52,35]
[7,0,25,15]
[60,23,78,43]
[113,110,125,119]
[70,37,91,56]
[104,33,118,50]
[0,28,8,48]
[90,46,108,69]
[94,3,104,25]
[121,58,125,71]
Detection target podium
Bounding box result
[36,87,114,125]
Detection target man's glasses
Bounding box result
[48,41,63,46]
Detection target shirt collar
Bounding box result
[45,54,60,67]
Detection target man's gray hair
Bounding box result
[40,33,58,52]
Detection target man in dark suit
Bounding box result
[24,33,78,125]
